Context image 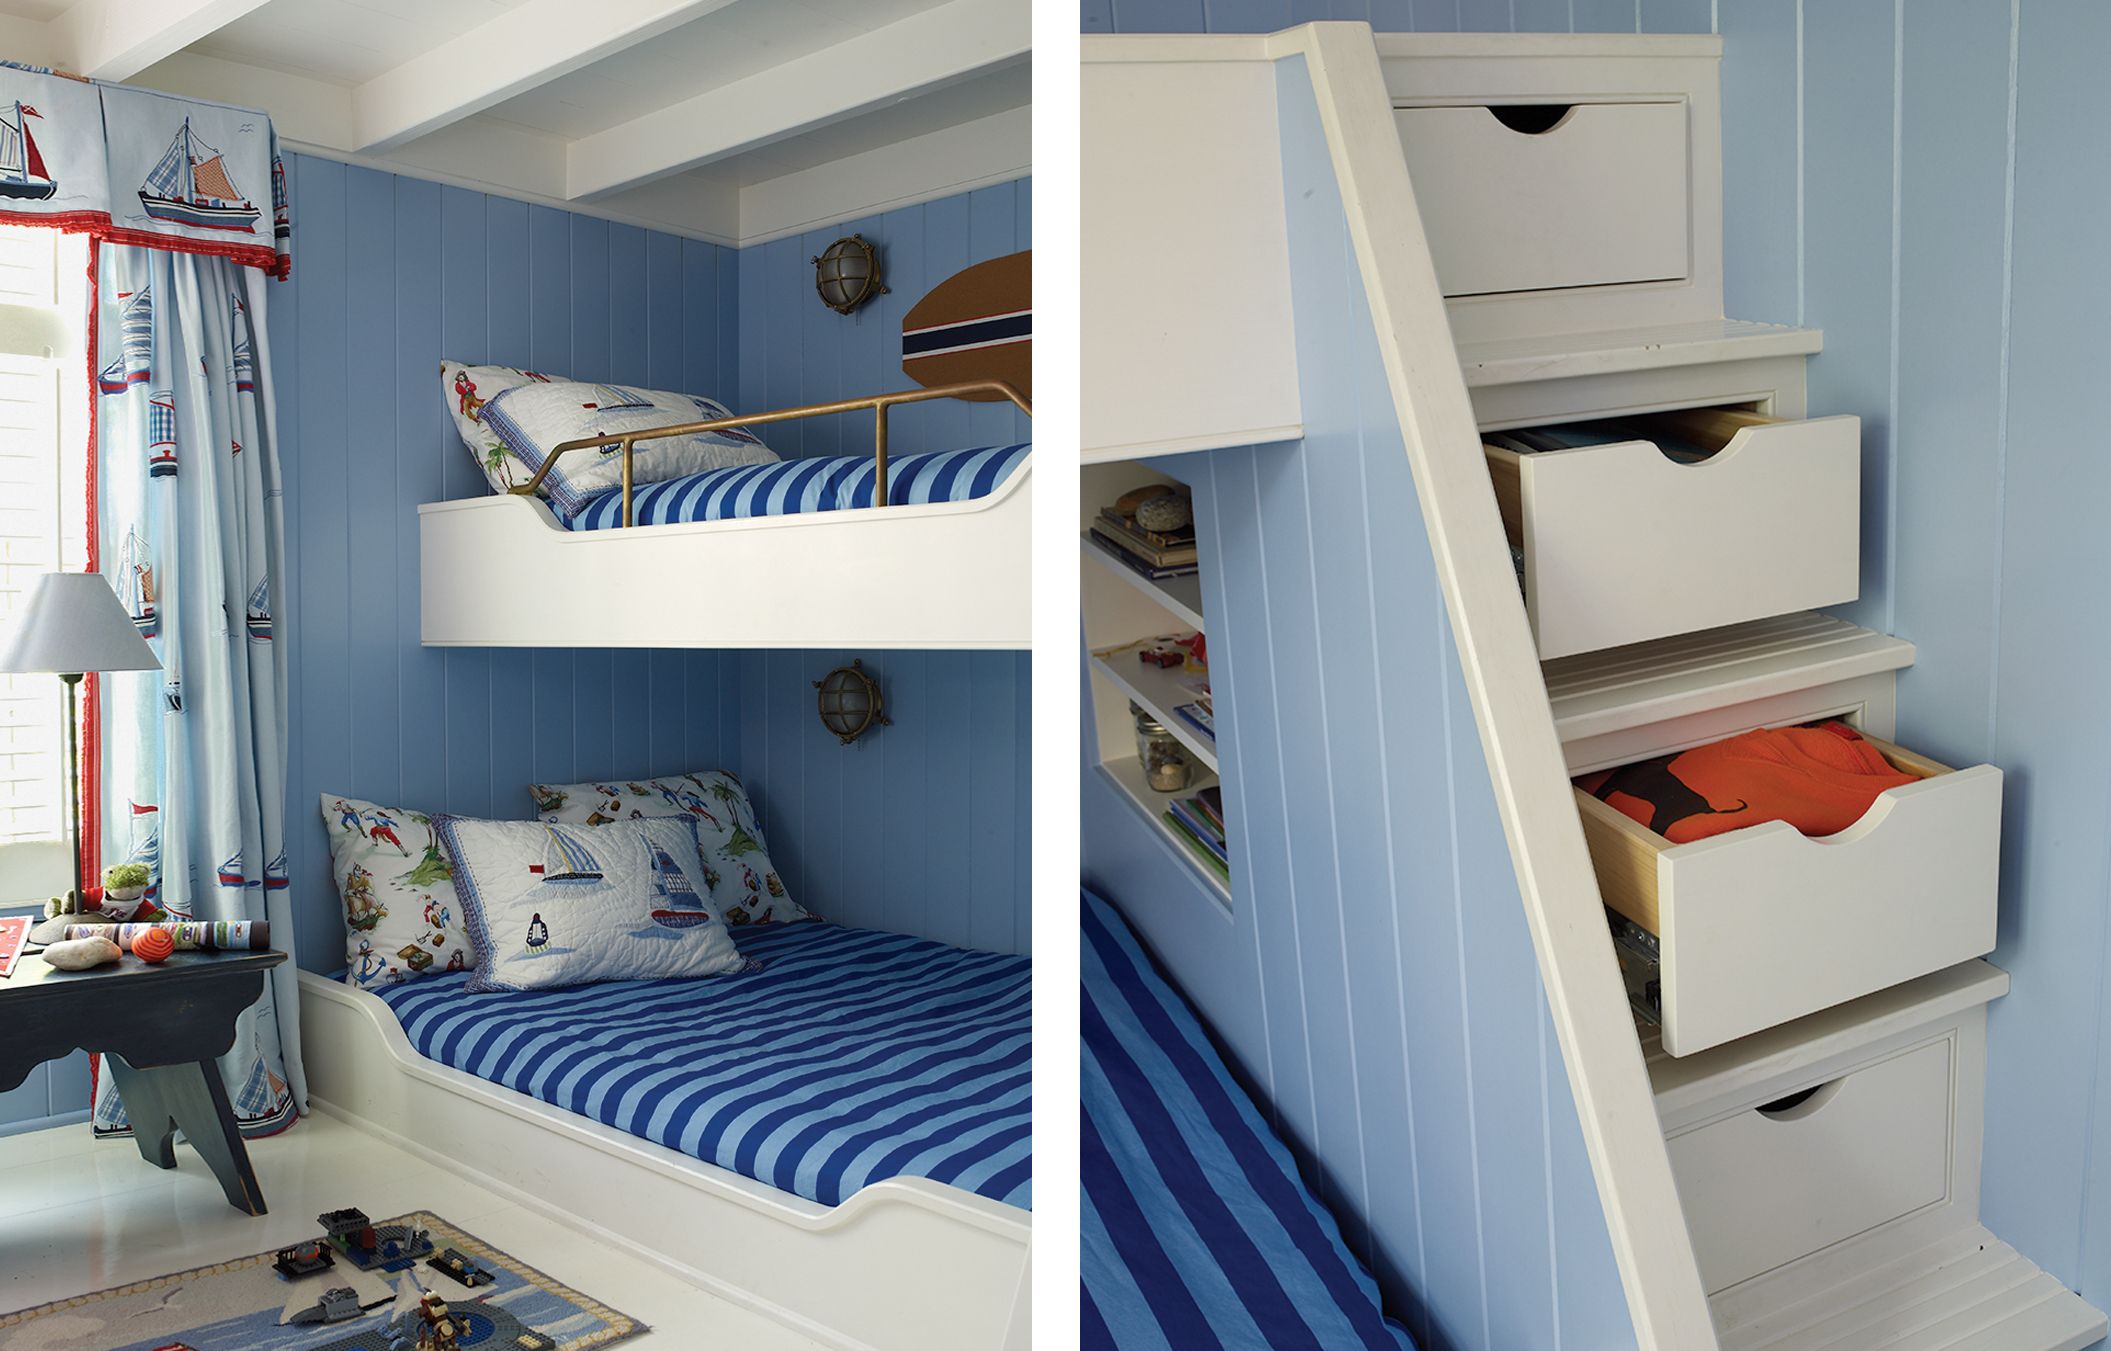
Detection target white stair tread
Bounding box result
[1717,1225,2105,1351]
[1455,317,1823,388]
[1543,611,1915,747]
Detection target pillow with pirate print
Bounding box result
[440,359,561,495]
[436,813,753,993]
[320,793,474,989]
[527,770,811,926]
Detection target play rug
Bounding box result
[0,1212,644,1350]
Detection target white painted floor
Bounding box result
[0,1109,824,1347]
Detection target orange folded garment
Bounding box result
[1577,721,1920,844]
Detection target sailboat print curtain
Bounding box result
[0,63,289,276]
[90,253,301,1139]
[89,245,300,1138]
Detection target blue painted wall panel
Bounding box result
[728,180,1033,956]
[273,155,741,977]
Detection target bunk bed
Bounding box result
[419,380,1032,650]
[1082,891,1412,1349]
[298,919,1032,1351]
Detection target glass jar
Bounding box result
[1134,707,1192,792]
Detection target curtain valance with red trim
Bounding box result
[0,62,288,278]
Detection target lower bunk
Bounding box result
[299,920,1031,1351]
[1081,891,1413,1349]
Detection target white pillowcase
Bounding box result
[528,770,811,926]
[438,813,753,993]
[320,794,475,988]
[479,379,779,523]
[439,359,562,494]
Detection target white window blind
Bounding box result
[0,226,87,878]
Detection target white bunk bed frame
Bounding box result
[298,971,1031,1351]
[420,381,1032,650]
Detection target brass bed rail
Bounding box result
[512,379,1032,528]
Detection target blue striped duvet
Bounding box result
[372,921,1030,1209]
[1083,892,1413,1350]
[568,442,1030,530]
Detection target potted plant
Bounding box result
[102,861,151,904]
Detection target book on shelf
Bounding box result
[1168,800,1226,862]
[1091,515,1199,567]
[1086,530,1199,581]
[1164,810,1231,881]
[1098,506,1196,552]
[1172,701,1215,744]
[1194,784,1224,833]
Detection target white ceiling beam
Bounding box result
[564,0,1030,201]
[350,0,742,154]
[47,0,276,82]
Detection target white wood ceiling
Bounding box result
[0,0,1031,244]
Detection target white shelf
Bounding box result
[1543,611,1917,774]
[1089,641,1217,773]
[1080,424,1304,464]
[1455,318,1822,389]
[1080,534,1205,632]
[1097,756,1230,904]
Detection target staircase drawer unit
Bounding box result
[1579,735,2001,1057]
[1487,408,1861,661]
[1667,1035,1955,1294]
[1396,100,1689,298]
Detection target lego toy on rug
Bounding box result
[0,1211,643,1350]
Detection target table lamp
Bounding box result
[0,572,160,911]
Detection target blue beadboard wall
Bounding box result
[271,154,746,978]
[728,179,1033,956]
[1693,0,2111,1316]
[737,650,1030,955]
[1080,50,1633,1349]
[734,178,1032,459]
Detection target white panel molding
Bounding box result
[564,0,1031,200]
[1276,23,1720,1347]
[350,0,743,153]
[46,0,273,81]
[738,105,1030,246]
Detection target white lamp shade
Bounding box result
[0,572,162,675]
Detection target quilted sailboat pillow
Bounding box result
[320,794,474,988]
[528,770,810,926]
[479,379,780,524]
[437,814,752,993]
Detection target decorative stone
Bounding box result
[1134,492,1192,533]
[41,935,123,970]
[30,911,112,945]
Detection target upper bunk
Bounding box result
[420,373,1031,649]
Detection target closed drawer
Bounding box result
[1667,1037,1954,1292]
[1394,101,1689,297]
[1580,735,2001,1057]
[1486,408,1861,660]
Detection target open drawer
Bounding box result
[1580,735,2001,1056]
[1486,408,1861,660]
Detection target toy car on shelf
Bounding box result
[273,1240,335,1279]
[426,1247,495,1288]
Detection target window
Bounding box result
[0,225,87,900]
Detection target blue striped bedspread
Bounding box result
[372,920,1030,1209]
[1083,892,1414,1349]
[568,442,1030,530]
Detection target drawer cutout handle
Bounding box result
[1486,104,1578,136]
[1754,1078,1845,1123]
